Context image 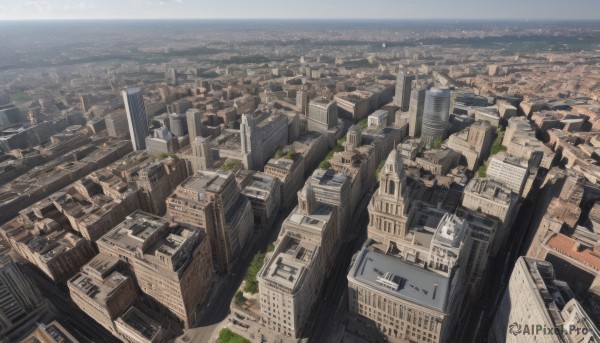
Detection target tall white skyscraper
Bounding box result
[122,88,149,151]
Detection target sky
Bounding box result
[0,0,599,20]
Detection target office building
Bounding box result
[122,88,149,151]
[347,243,456,343]
[421,87,451,146]
[240,112,289,170]
[68,254,137,335]
[0,263,51,339]
[307,99,338,133]
[486,152,530,195]
[165,172,254,273]
[489,257,600,343]
[296,90,309,116]
[186,109,203,150]
[394,71,415,111]
[97,211,214,328]
[258,184,339,338]
[169,113,187,137]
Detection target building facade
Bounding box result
[122,88,149,151]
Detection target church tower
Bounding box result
[367,149,411,249]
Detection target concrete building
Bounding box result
[421,87,451,146]
[145,126,178,157]
[258,184,339,338]
[122,88,149,151]
[445,120,495,171]
[308,99,338,134]
[408,81,429,138]
[165,172,253,273]
[462,177,520,249]
[456,208,500,295]
[97,211,214,328]
[237,170,282,232]
[240,112,289,170]
[415,148,461,176]
[296,90,308,116]
[106,110,130,139]
[306,168,352,238]
[0,263,51,339]
[51,173,141,242]
[20,320,80,343]
[186,109,203,151]
[528,226,600,297]
[169,113,187,137]
[1,210,95,282]
[490,257,600,343]
[347,243,457,343]
[486,152,530,195]
[115,306,166,343]
[394,71,415,111]
[187,136,213,172]
[68,254,137,335]
[264,156,305,210]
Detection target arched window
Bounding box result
[388,180,395,195]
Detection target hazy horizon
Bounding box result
[1,0,599,21]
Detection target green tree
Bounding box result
[243,252,266,294]
[218,328,250,343]
[234,291,247,306]
[478,165,487,177]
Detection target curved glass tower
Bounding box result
[421,87,451,145]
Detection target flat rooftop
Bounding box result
[349,247,450,312]
[69,270,130,305]
[117,306,162,341]
[261,234,318,292]
[98,210,167,255]
[287,204,334,233]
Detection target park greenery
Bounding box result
[218,328,250,343]
[490,128,507,156]
[274,148,299,160]
[243,251,266,294]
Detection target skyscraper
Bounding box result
[122,88,149,151]
[186,109,203,152]
[421,87,451,146]
[407,79,431,138]
[393,71,415,111]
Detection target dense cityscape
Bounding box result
[0,16,600,343]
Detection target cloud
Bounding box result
[25,0,50,11]
[63,2,97,11]
[131,0,183,5]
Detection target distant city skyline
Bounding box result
[1,0,600,20]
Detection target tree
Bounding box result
[243,252,266,294]
[218,328,250,343]
[234,291,247,306]
[478,165,487,177]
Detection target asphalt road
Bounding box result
[458,193,539,343]
[307,188,373,343]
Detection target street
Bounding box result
[179,199,297,342]
[458,192,540,343]
[307,188,373,343]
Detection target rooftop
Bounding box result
[69,270,130,305]
[261,234,318,293]
[349,246,450,312]
[117,306,162,341]
[546,233,600,271]
[98,210,168,256]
